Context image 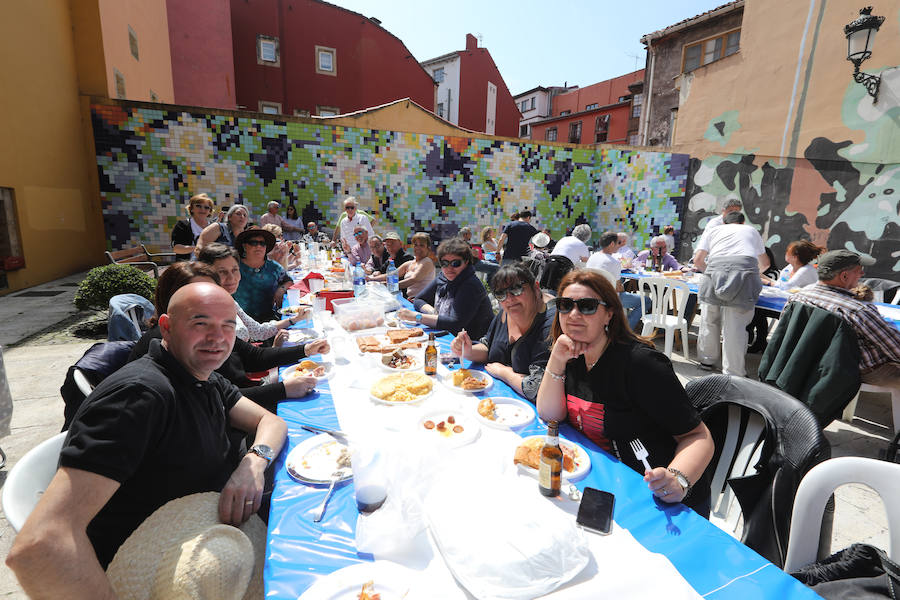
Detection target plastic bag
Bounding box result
[424,465,590,599]
[365,283,401,313]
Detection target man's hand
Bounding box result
[284,375,316,398]
[305,339,330,356]
[219,454,268,525]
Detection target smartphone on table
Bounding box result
[576,487,615,535]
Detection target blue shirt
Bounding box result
[234,259,285,322]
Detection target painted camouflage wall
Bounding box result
[91,101,689,253]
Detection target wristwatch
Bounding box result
[248,444,275,462]
[667,467,692,497]
[415,313,423,324]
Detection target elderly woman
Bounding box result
[197,204,249,250]
[396,232,436,298]
[232,228,287,323]
[198,243,308,344]
[636,235,682,271]
[399,237,494,339]
[128,262,329,411]
[451,264,554,401]
[536,270,714,515]
[171,193,214,260]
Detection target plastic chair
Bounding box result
[686,374,830,567]
[784,456,900,571]
[1,432,66,532]
[841,383,899,435]
[537,255,574,293]
[637,277,690,360]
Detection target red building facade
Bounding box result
[457,34,520,138]
[229,0,435,116]
[530,69,644,145]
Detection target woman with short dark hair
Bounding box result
[399,237,493,338]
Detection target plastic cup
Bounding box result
[286,287,301,306]
[309,278,325,293]
[351,446,387,513]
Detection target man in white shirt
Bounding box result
[587,231,646,330]
[551,224,591,265]
[701,198,742,234]
[333,196,375,253]
[693,211,766,377]
[612,232,636,264]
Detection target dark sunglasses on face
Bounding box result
[555,297,605,315]
[244,239,267,247]
[346,206,357,211]
[193,205,211,210]
[354,231,366,238]
[493,284,525,302]
[439,259,464,268]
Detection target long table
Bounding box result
[262,310,820,599]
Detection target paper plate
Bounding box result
[285,434,352,485]
[298,560,419,600]
[441,368,493,394]
[378,349,424,372]
[279,304,312,317]
[514,435,592,482]
[369,373,434,405]
[285,328,322,346]
[416,409,480,448]
[283,359,335,382]
[473,396,535,430]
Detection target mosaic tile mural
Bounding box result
[91,102,689,254]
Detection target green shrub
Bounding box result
[74,264,156,311]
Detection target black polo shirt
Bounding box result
[60,339,242,568]
[479,305,555,402]
[502,220,538,261]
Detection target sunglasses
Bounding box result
[439,259,464,268]
[346,206,357,210]
[493,284,525,302]
[354,231,366,238]
[555,297,606,315]
[244,239,268,247]
[193,205,212,210]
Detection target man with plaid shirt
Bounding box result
[790,249,900,388]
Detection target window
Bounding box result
[258,101,281,114]
[568,121,582,144]
[585,103,599,110]
[520,100,529,112]
[317,106,339,116]
[128,26,139,60]
[530,98,535,110]
[520,124,529,137]
[114,69,126,99]
[559,110,570,116]
[294,109,311,117]
[257,35,279,66]
[631,94,643,118]
[546,127,557,142]
[437,102,444,118]
[149,89,158,102]
[595,114,609,143]
[433,67,445,83]
[683,28,740,72]
[629,134,641,145]
[669,108,678,145]
[316,45,337,76]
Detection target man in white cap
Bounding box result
[7,282,287,597]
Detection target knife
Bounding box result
[301,424,349,444]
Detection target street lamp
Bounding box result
[843,6,885,102]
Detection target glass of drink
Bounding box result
[351,445,387,513]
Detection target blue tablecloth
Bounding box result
[264,325,818,598]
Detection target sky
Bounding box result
[327,0,734,95]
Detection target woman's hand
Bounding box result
[547,334,590,374]
[485,362,513,380]
[284,375,317,398]
[272,330,289,347]
[397,308,417,323]
[304,339,331,356]
[451,330,472,357]
[644,467,686,504]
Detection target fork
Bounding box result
[313,468,346,522]
[629,439,652,473]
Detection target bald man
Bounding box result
[8,283,286,598]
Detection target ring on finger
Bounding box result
[245,499,255,505]
[661,488,669,496]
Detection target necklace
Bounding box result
[585,336,610,371]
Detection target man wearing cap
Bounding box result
[693,211,766,376]
[233,228,286,322]
[551,223,592,265]
[367,232,413,282]
[790,250,900,388]
[333,196,375,253]
[7,282,287,597]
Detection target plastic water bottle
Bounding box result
[386,259,399,294]
[353,264,366,297]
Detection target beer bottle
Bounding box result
[539,421,563,497]
[424,333,437,376]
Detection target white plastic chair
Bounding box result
[841,384,899,434]
[637,277,691,360]
[784,456,900,571]
[72,368,94,397]
[1,432,66,532]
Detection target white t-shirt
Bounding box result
[586,251,621,279]
[551,236,590,264]
[775,263,818,290]
[337,212,375,248]
[697,223,765,258]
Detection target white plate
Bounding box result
[440,369,493,394]
[378,350,424,372]
[473,396,535,430]
[416,409,480,448]
[283,359,335,382]
[369,373,435,405]
[298,560,418,600]
[279,304,312,316]
[286,328,322,345]
[514,435,592,482]
[285,434,352,484]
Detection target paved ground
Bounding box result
[0,275,894,597]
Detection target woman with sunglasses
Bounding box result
[398,237,493,338]
[171,193,214,260]
[197,204,250,251]
[536,270,714,515]
[451,264,554,402]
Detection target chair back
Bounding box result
[2,432,66,532]
[784,456,900,571]
[686,374,830,568]
[637,277,690,326]
[60,341,135,431]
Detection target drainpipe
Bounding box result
[641,46,655,145]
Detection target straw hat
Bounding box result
[235,228,277,255]
[106,492,266,600]
[530,232,551,249]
